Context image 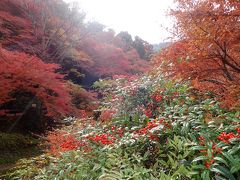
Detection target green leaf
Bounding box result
[215,175,228,180]
[172,165,189,177]
[210,166,236,180]
[190,146,206,151]
[158,159,168,166]
[222,153,236,164]
[160,172,171,180]
[207,149,213,158]
[214,156,229,167]
[192,156,208,162]
[99,173,119,180]
[201,170,210,180]
[168,155,177,168]
[228,146,240,155]
[230,165,240,174]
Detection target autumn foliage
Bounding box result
[0,0,151,132]
[78,26,150,78]
[154,0,240,109]
[0,47,74,118]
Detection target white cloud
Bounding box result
[64,0,174,43]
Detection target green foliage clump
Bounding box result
[0,133,42,178]
[0,133,38,152]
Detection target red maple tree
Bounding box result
[0,47,74,118]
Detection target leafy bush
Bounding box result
[9,74,240,179]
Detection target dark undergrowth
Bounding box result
[0,132,43,179]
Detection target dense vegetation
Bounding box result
[0,0,239,179]
[0,0,152,132]
[4,74,240,179]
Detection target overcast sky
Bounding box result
[64,0,174,43]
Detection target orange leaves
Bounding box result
[154,0,240,109]
[47,131,87,156]
[99,109,116,122]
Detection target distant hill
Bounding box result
[152,42,172,52]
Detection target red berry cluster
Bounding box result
[60,135,86,151]
[87,133,117,145]
[198,136,205,146]
[137,121,158,135]
[116,128,125,137]
[151,94,163,103]
[237,128,240,134]
[135,119,172,141]
[198,136,222,169]
[48,132,87,155]
[217,130,240,144]
[205,159,214,169]
[107,126,125,137]
[144,108,152,118]
[159,119,172,130]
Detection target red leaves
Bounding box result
[0,1,34,51]
[79,29,149,78]
[80,39,144,77]
[0,47,74,119]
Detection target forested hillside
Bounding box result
[0,0,239,179]
[0,0,152,132]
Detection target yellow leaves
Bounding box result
[204,113,212,123]
[69,48,93,63]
